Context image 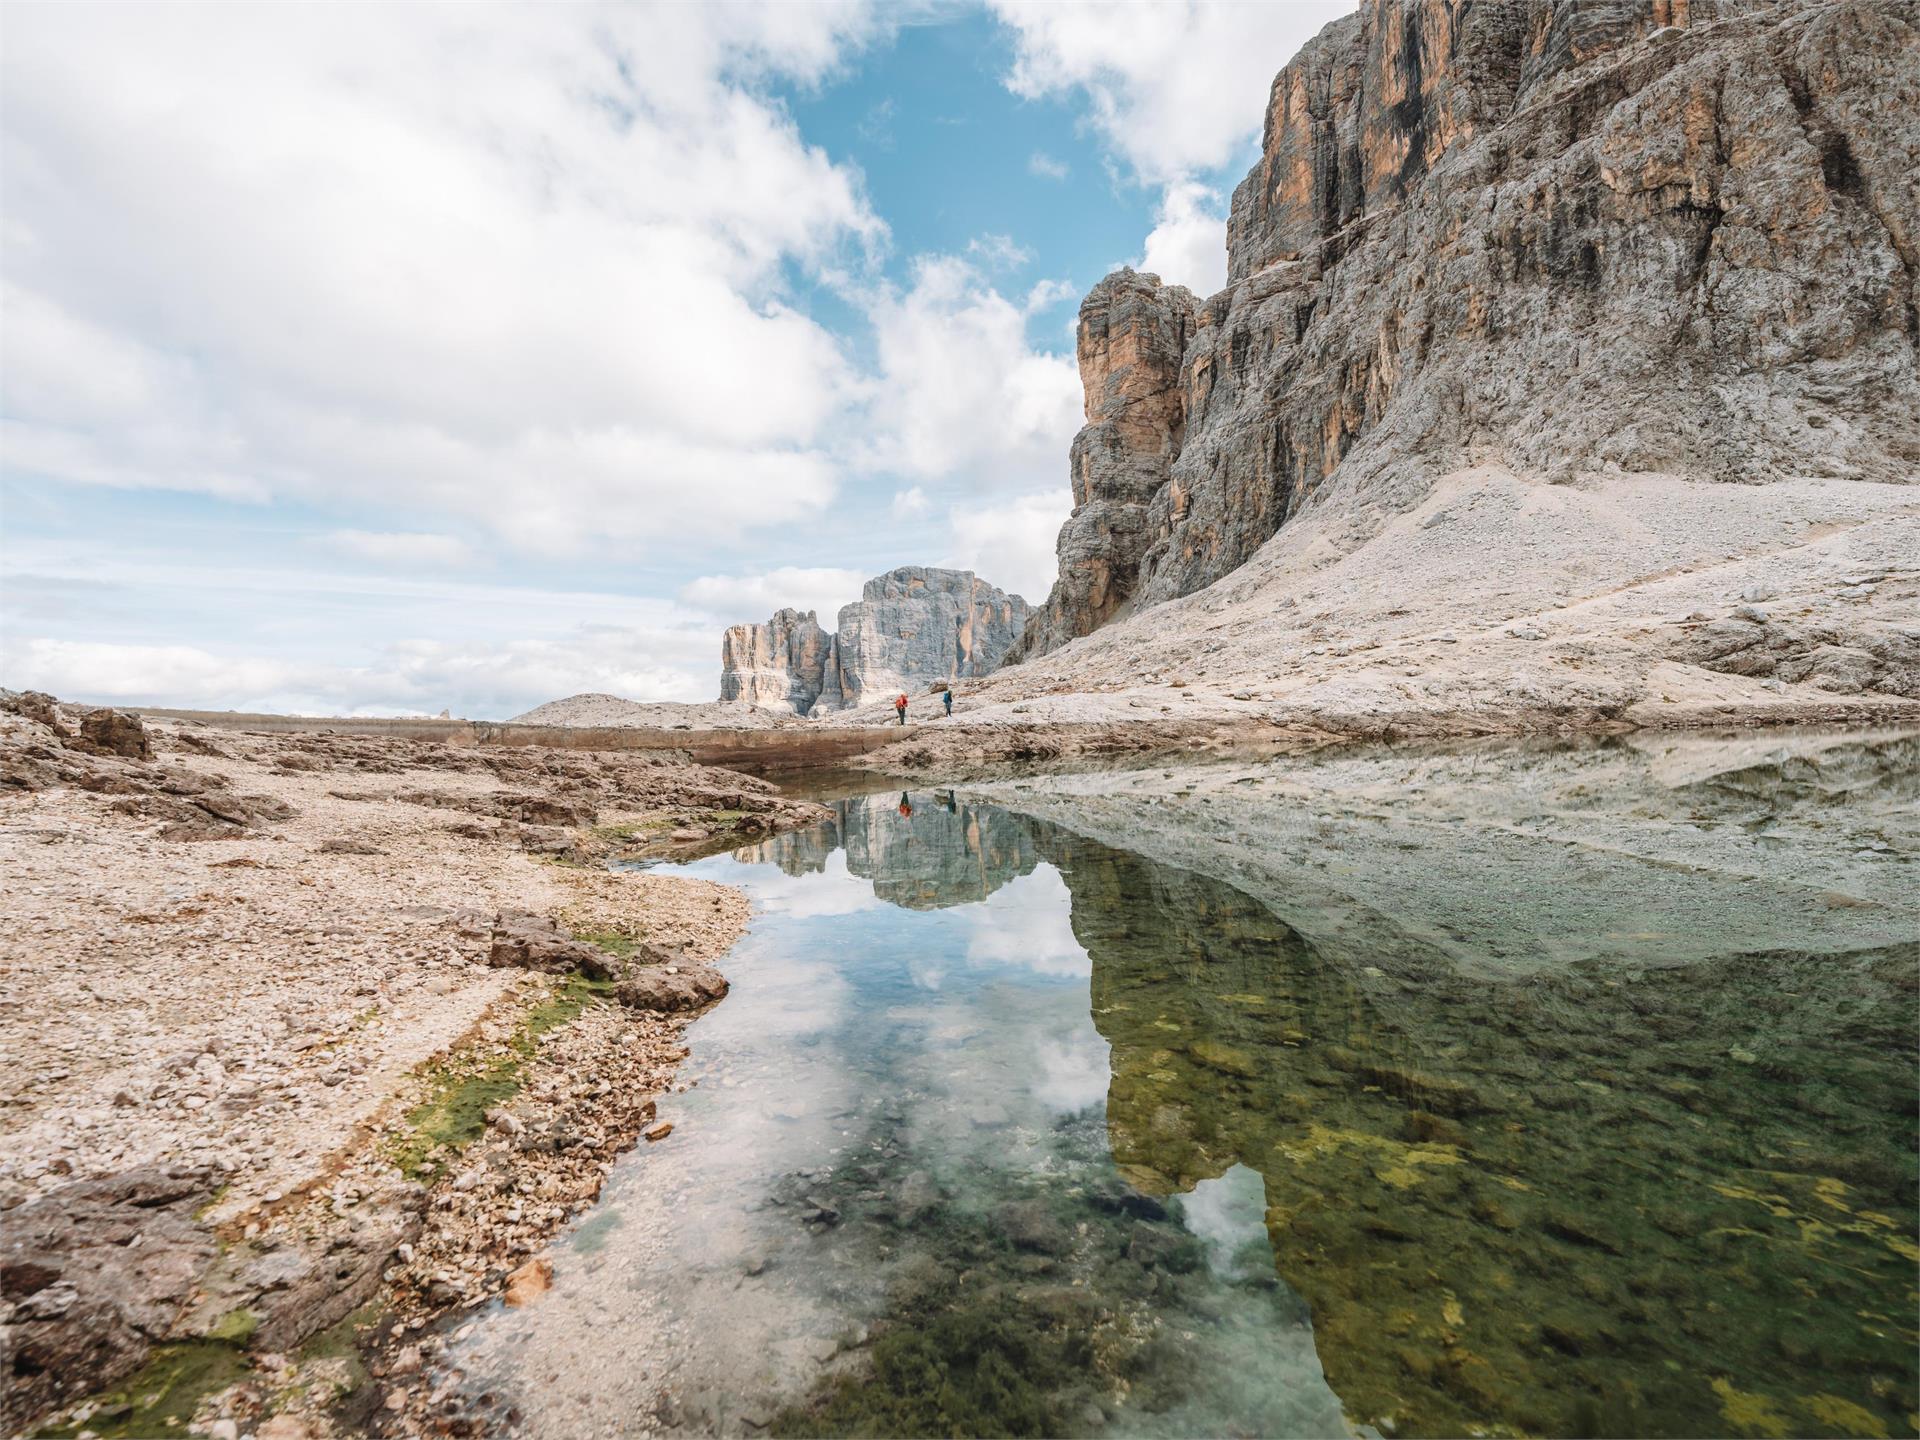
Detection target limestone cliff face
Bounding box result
[1018,0,1920,656]
[1010,273,1197,660]
[718,608,831,713]
[717,567,1030,715]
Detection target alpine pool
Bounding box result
[452,730,1920,1439]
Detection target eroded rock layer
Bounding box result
[1018,0,1920,656]
[719,608,831,713]
[718,568,1030,715]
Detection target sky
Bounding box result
[0,0,1351,718]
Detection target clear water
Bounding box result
[456,740,1919,1440]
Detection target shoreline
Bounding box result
[7,689,1916,1436]
[0,699,822,1439]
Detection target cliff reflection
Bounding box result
[736,791,1038,910]
[1042,826,1917,1439]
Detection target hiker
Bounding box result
[894,693,908,725]
[942,686,954,717]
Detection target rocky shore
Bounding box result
[0,694,825,1438]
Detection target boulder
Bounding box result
[486,912,624,981]
[613,963,729,1014]
[1,690,67,734]
[77,707,152,760]
[0,1167,217,1431]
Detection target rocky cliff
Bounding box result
[718,567,1030,715]
[718,608,832,712]
[1016,0,1919,656]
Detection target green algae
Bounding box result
[773,1300,1082,1438]
[37,1342,251,1439]
[205,1306,259,1343]
[1060,828,1920,1440]
[388,973,612,1179]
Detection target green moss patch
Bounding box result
[387,974,613,1180]
[40,1342,252,1439]
[205,1307,259,1344]
[569,927,641,960]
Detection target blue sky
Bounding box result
[0,1,1349,717]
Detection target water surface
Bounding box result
[457,732,1918,1439]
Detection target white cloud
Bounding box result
[1028,151,1070,181]
[891,486,932,519]
[1139,180,1228,294]
[0,543,730,716]
[0,2,886,556]
[678,566,867,626]
[861,255,1081,495]
[5,627,714,720]
[991,1,1348,305]
[967,233,1033,270]
[942,488,1072,602]
[325,531,476,569]
[965,866,1089,977]
[1023,277,1079,315]
[990,1,1351,184]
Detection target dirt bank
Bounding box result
[0,695,825,1438]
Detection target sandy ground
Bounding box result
[0,701,823,1437]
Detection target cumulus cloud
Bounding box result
[1139,180,1229,294]
[990,1,1351,183]
[861,255,1081,495]
[325,531,476,569]
[678,566,867,625]
[1028,151,1070,181]
[1023,277,1080,315]
[1,544,729,716]
[8,626,715,720]
[0,4,1121,713]
[0,2,886,555]
[942,488,1072,603]
[991,1,1348,300]
[966,232,1035,271]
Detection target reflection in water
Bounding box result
[738,791,1040,911]
[456,736,1919,1440]
[1068,834,1917,1439]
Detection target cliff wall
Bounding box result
[719,567,1030,715]
[1017,0,1919,655]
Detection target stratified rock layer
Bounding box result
[718,608,832,713]
[1011,273,1197,660]
[718,568,1030,715]
[1017,0,1920,656]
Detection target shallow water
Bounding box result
[457,733,1919,1439]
